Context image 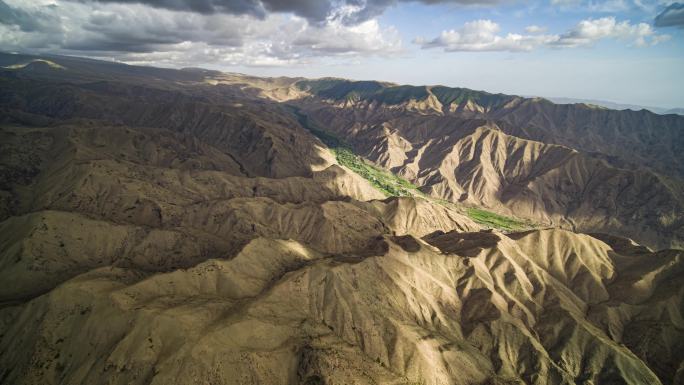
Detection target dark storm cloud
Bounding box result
[0,0,401,66]
[655,3,684,28]
[73,0,332,22]
[73,0,505,24]
[0,1,247,53]
[77,8,245,52]
[0,1,36,31]
[0,1,60,33]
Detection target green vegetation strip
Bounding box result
[290,106,532,231]
[333,147,419,197]
[290,106,420,197]
[466,208,529,231]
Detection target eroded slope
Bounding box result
[1,53,682,385]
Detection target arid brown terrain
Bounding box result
[0,53,682,385]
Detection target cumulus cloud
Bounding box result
[73,0,332,23]
[553,16,669,47]
[655,3,684,27]
[292,18,401,54]
[417,16,670,52]
[1,0,675,68]
[68,0,507,25]
[415,20,558,52]
[0,0,401,66]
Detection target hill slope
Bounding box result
[0,52,682,385]
[284,79,684,249]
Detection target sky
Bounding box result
[1,0,683,109]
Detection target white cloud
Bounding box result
[0,0,402,67]
[525,25,547,33]
[418,16,670,52]
[554,16,669,47]
[415,19,559,52]
[293,17,401,55]
[17,0,508,25]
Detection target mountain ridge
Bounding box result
[0,52,682,385]
[543,96,684,115]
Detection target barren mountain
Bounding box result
[0,53,682,385]
[285,80,684,250]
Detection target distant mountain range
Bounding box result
[543,96,684,115]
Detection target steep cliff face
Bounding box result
[0,53,682,385]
